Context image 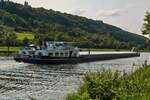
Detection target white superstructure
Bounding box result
[18,41,79,58]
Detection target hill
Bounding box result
[0,1,149,49]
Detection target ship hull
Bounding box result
[14,52,140,65]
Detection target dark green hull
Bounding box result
[14,53,140,65]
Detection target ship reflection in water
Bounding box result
[0,53,149,100]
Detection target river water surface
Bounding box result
[0,53,150,100]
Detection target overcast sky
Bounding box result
[11,0,150,35]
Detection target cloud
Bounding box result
[97,4,138,17]
[98,8,125,17]
[126,3,137,8]
[74,9,87,15]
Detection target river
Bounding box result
[0,53,149,100]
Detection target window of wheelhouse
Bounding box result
[49,53,53,57]
[65,52,68,57]
[60,52,64,57]
[73,53,77,57]
[55,52,59,56]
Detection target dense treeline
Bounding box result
[0,25,17,46]
[0,1,149,49]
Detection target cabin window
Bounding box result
[23,51,26,55]
[69,51,73,57]
[65,52,68,57]
[55,52,59,56]
[73,53,77,57]
[49,53,53,56]
[60,53,64,56]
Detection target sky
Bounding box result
[11,0,150,35]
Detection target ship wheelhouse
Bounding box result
[17,41,79,58]
[34,41,79,58]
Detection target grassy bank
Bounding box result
[0,46,21,56]
[66,65,150,100]
[16,32,34,41]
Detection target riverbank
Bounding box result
[66,65,150,100]
[0,46,20,56]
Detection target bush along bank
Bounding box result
[66,65,150,100]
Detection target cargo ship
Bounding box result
[14,41,140,64]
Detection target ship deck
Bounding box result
[79,51,138,55]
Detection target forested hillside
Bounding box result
[0,1,149,49]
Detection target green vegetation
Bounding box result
[0,1,149,50]
[0,46,20,51]
[142,11,150,36]
[141,11,150,51]
[0,25,17,55]
[0,46,20,56]
[66,65,150,100]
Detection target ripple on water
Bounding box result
[0,53,149,100]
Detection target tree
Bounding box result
[141,12,150,37]
[0,25,17,55]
